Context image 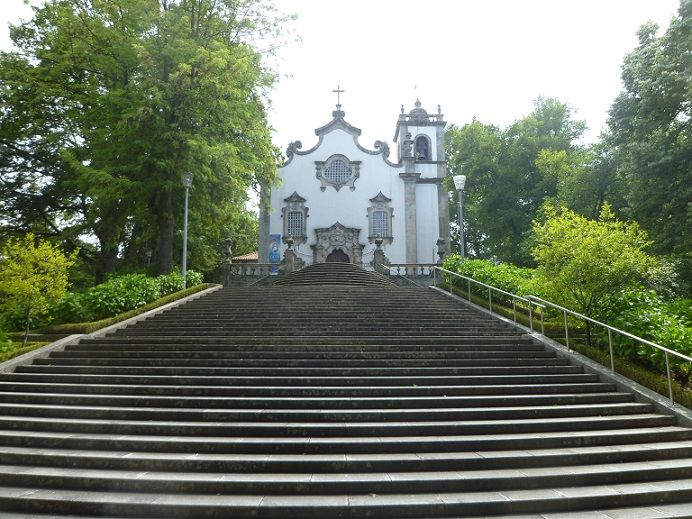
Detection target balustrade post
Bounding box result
[608,328,614,374]
[665,352,674,404]
[563,310,570,351]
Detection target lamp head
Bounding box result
[182,172,193,188]
[453,174,466,191]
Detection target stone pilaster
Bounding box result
[400,172,420,264]
[258,186,270,263]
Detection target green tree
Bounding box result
[1,0,285,280]
[531,203,656,320]
[0,234,77,346]
[446,98,587,265]
[607,0,692,292]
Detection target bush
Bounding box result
[49,270,206,325]
[598,288,692,382]
[442,256,535,303]
[155,272,186,296]
[82,274,161,321]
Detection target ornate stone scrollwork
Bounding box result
[286,140,302,159]
[374,140,390,158]
[312,222,364,264]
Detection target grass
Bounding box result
[0,342,50,363]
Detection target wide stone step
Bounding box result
[0,372,602,386]
[13,365,585,376]
[0,381,619,397]
[2,478,692,517]
[1,427,690,455]
[0,402,652,423]
[3,440,690,473]
[0,392,634,409]
[0,413,674,437]
[32,358,570,368]
[51,348,556,359]
[3,458,692,495]
[74,335,534,346]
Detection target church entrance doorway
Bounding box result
[312,222,364,265]
[326,248,349,263]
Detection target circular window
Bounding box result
[324,159,350,184]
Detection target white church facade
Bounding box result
[258,100,450,268]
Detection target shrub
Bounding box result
[442,256,535,303]
[0,233,77,345]
[82,274,161,321]
[155,272,186,296]
[50,270,207,325]
[598,288,692,382]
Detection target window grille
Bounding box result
[287,211,304,237]
[324,160,350,183]
[372,210,388,237]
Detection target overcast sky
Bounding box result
[1,0,681,152]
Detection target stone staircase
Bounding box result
[0,262,691,517]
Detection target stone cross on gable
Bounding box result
[333,85,345,110]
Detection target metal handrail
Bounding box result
[526,294,691,405]
[432,266,545,332]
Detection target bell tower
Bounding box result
[394,100,450,262]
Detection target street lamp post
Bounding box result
[181,172,193,287]
[453,174,466,262]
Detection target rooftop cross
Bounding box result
[332,85,345,110]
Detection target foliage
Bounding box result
[50,270,204,324]
[0,0,287,281]
[0,234,77,345]
[442,256,534,300]
[531,203,656,317]
[597,288,692,382]
[43,283,213,335]
[607,1,692,292]
[445,98,588,265]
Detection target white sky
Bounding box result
[1,0,681,152]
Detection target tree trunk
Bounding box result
[95,245,119,284]
[157,187,175,275]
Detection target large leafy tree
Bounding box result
[446,98,587,265]
[0,0,283,280]
[607,0,692,291]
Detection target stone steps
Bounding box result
[0,262,691,516]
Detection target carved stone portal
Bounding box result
[312,222,363,265]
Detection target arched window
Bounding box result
[414,135,431,161]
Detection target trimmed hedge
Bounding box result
[40,283,214,335]
[50,270,204,324]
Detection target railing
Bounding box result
[432,266,545,332]
[387,264,438,277]
[526,295,691,405]
[431,264,688,405]
[228,263,278,277]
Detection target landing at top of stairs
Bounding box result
[274,262,395,286]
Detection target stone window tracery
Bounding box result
[315,154,361,191]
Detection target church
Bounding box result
[258,98,450,268]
